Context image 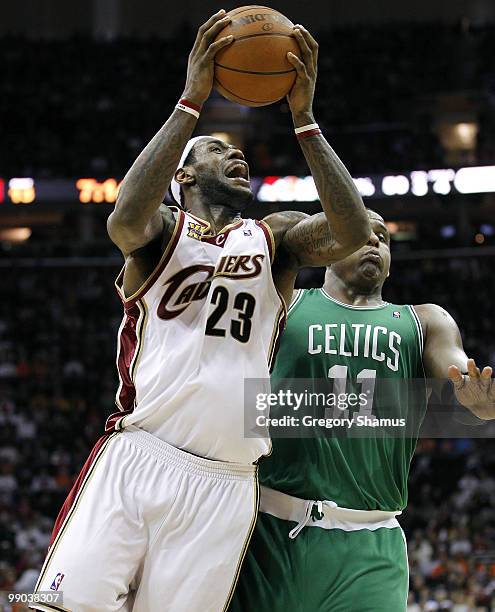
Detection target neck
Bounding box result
[185,199,241,234]
[323,269,385,306]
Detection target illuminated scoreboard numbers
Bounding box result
[1,165,494,208]
[257,175,319,202]
[353,177,375,197]
[76,178,121,204]
[381,175,410,196]
[8,178,36,204]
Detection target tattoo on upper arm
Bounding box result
[293,216,333,249]
[285,214,335,262]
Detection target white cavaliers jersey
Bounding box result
[107,207,286,464]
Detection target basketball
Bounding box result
[213,5,301,107]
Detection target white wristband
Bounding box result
[176,102,200,119]
[294,123,319,134]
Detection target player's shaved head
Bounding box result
[366,208,384,222]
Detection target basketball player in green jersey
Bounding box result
[230,209,495,612]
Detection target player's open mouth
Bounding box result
[224,161,250,185]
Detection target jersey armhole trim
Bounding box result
[115,207,185,307]
[268,304,287,371]
[288,288,304,316]
[408,305,424,355]
[255,218,287,318]
[255,219,276,264]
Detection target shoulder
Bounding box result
[413,303,459,335]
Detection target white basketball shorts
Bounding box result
[31,426,258,612]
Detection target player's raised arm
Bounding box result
[264,25,370,268]
[107,10,234,255]
[416,303,495,420]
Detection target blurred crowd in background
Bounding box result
[2,22,495,178]
[0,257,494,610]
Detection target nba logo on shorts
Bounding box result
[50,573,65,591]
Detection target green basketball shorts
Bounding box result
[229,511,409,612]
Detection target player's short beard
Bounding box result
[196,173,253,211]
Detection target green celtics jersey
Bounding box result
[259,288,426,512]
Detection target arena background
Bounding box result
[1,1,495,610]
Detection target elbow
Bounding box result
[107,208,126,235]
[113,191,132,221]
[106,211,124,242]
[109,197,141,231]
[106,208,142,244]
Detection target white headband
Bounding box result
[170,136,210,205]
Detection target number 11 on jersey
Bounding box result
[326,365,376,420]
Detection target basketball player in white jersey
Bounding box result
[32,11,370,612]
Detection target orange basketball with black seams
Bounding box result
[213,5,301,107]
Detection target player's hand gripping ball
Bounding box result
[213,5,302,106]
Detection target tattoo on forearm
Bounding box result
[298,134,369,253]
[300,135,359,219]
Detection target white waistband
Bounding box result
[260,486,401,536]
[120,425,256,481]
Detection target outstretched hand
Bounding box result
[183,10,234,106]
[448,358,495,420]
[287,25,318,119]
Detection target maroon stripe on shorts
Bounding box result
[49,434,112,547]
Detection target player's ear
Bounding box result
[174,167,196,187]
